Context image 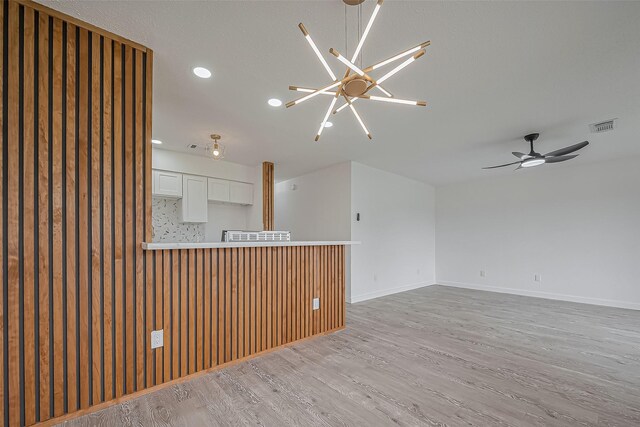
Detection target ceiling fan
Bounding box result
[483,133,589,170]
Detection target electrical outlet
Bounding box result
[151,330,164,349]
[312,298,320,310]
[480,270,486,278]
[534,274,542,283]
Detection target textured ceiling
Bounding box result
[39,0,640,185]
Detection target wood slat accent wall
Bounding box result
[141,245,345,389]
[0,2,346,426]
[262,161,274,231]
[0,1,153,425]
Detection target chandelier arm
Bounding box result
[373,84,393,97]
[298,23,337,81]
[332,93,426,115]
[351,0,384,63]
[377,49,426,85]
[330,48,370,79]
[333,97,357,115]
[286,80,343,108]
[342,91,372,139]
[330,48,393,97]
[354,94,427,106]
[289,85,337,95]
[362,41,430,73]
[315,94,340,142]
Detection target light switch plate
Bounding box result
[312,298,320,310]
[151,329,164,349]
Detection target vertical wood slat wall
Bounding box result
[0,1,153,425]
[0,2,346,426]
[143,245,345,391]
[262,161,274,231]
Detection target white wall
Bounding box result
[275,161,437,304]
[152,148,264,239]
[205,203,249,241]
[275,162,351,241]
[350,163,436,303]
[153,148,258,183]
[436,156,640,310]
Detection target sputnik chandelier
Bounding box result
[286,0,430,141]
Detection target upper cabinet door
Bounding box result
[180,174,208,223]
[207,178,230,202]
[152,170,183,198]
[229,181,254,205]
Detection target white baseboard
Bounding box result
[348,282,434,304]
[439,280,640,311]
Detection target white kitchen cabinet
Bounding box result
[179,174,208,223]
[229,181,254,205]
[152,170,182,198]
[207,178,230,202]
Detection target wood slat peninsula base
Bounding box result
[144,244,346,376]
[38,243,347,426]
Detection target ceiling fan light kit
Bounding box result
[287,0,430,141]
[483,133,589,170]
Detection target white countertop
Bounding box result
[142,241,359,250]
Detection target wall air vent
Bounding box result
[589,119,616,133]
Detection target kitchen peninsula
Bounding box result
[148,148,357,381]
[140,240,356,379]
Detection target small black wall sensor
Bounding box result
[356,213,360,221]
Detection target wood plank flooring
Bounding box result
[58,285,640,426]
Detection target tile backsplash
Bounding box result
[152,198,205,242]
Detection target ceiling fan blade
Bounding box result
[543,141,589,157]
[544,154,578,163]
[482,161,521,170]
[512,151,528,159]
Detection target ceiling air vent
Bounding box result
[589,119,616,133]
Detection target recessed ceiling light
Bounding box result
[193,67,212,79]
[324,121,333,128]
[268,98,283,107]
[152,139,162,145]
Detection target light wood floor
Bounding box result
[60,285,640,426]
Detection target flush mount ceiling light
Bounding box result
[324,121,333,128]
[193,66,212,78]
[286,0,430,141]
[483,133,589,170]
[151,139,162,145]
[208,134,225,160]
[268,98,283,107]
